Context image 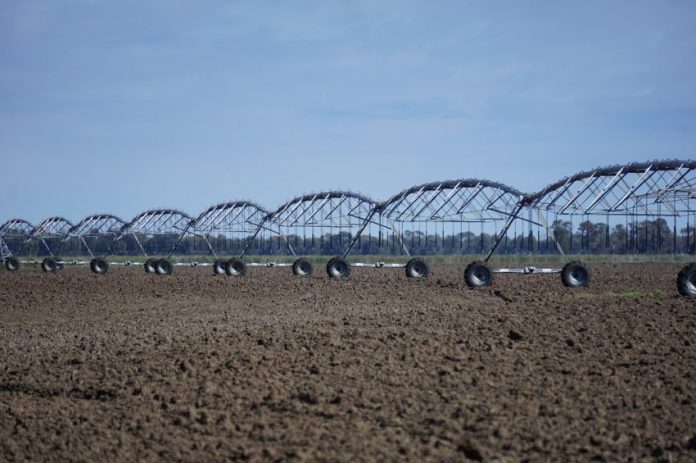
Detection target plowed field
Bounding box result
[1,263,695,461]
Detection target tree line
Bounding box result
[7,217,694,257]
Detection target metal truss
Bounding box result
[191,201,270,258]
[0,238,11,260]
[268,191,378,258]
[0,218,34,236]
[106,209,195,258]
[27,217,74,257]
[382,179,524,223]
[509,159,696,258]
[2,159,695,266]
[525,160,696,216]
[380,179,525,257]
[58,214,127,257]
[0,219,34,258]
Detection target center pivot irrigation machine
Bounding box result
[188,200,274,276]
[449,160,696,294]
[87,209,195,275]
[378,178,527,284]
[2,159,695,297]
[47,214,127,273]
[0,218,34,271]
[520,160,696,296]
[266,191,383,278]
[0,217,75,272]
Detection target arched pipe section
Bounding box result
[517,159,696,257]
[0,218,34,260]
[27,217,75,257]
[268,191,380,259]
[0,218,35,236]
[104,209,195,259]
[381,179,524,216]
[57,214,127,257]
[525,159,696,215]
[469,159,696,289]
[191,201,271,259]
[380,179,526,262]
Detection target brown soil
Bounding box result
[1,263,695,462]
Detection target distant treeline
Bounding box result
[7,218,696,257]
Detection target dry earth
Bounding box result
[0,262,695,462]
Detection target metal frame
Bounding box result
[525,160,696,216]
[104,209,195,259]
[380,179,525,261]
[267,191,380,262]
[2,158,694,278]
[480,159,696,272]
[56,214,127,258]
[517,159,696,257]
[190,201,270,259]
[0,218,34,260]
[25,217,74,258]
[0,238,11,261]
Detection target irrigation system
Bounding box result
[2,159,695,296]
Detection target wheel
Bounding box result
[405,258,428,279]
[561,261,590,288]
[90,258,109,274]
[144,258,158,274]
[292,258,313,277]
[677,263,696,298]
[226,258,246,276]
[213,259,228,275]
[326,256,350,279]
[464,260,493,288]
[155,259,173,275]
[325,256,336,276]
[4,257,19,272]
[41,257,58,273]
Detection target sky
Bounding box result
[1,0,695,224]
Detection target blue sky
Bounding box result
[1,0,695,223]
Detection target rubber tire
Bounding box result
[226,258,246,276]
[144,258,158,274]
[41,257,58,273]
[213,260,228,275]
[292,258,313,277]
[4,257,19,272]
[405,258,429,279]
[677,263,696,298]
[561,260,591,288]
[326,256,350,279]
[155,259,173,275]
[561,261,590,288]
[90,258,109,274]
[464,260,493,288]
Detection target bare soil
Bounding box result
[1,263,695,462]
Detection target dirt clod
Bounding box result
[457,440,486,461]
[687,434,696,450]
